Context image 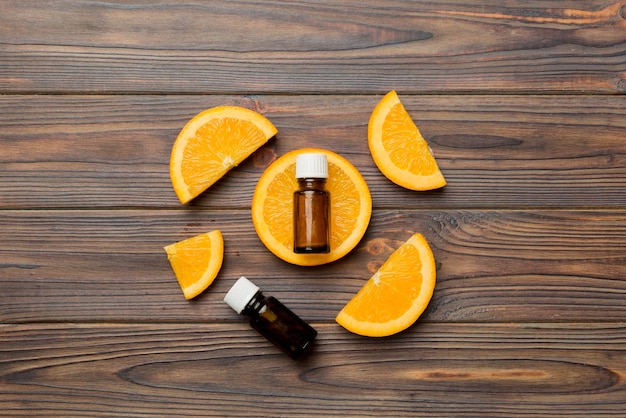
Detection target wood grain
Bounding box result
[1,209,624,323]
[1,0,625,94]
[1,94,625,209]
[2,0,626,415]
[1,323,625,416]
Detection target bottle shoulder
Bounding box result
[296,178,328,191]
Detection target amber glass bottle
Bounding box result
[224,276,318,359]
[293,153,330,253]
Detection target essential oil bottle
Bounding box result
[223,276,318,359]
[293,153,330,254]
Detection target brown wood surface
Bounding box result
[2,323,625,416]
[1,0,625,94]
[1,1,625,416]
[1,94,625,209]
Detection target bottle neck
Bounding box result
[242,291,266,317]
[297,178,327,190]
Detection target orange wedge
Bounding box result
[252,148,372,266]
[336,233,436,337]
[368,90,446,190]
[164,230,224,300]
[170,106,277,204]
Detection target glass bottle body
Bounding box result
[293,178,330,254]
[243,291,318,359]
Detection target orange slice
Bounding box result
[170,106,277,204]
[368,90,446,190]
[335,233,436,337]
[252,148,372,266]
[164,230,224,300]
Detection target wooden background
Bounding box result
[1,1,625,416]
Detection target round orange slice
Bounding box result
[170,106,277,204]
[252,148,372,266]
[336,233,436,337]
[368,90,446,191]
[164,230,224,300]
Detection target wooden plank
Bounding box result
[1,322,625,416]
[1,94,625,209]
[1,209,625,323]
[1,0,625,94]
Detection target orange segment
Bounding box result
[252,148,372,266]
[164,230,224,300]
[335,233,436,337]
[170,106,277,204]
[368,90,446,191]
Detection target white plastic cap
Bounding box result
[295,153,328,179]
[224,276,259,314]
